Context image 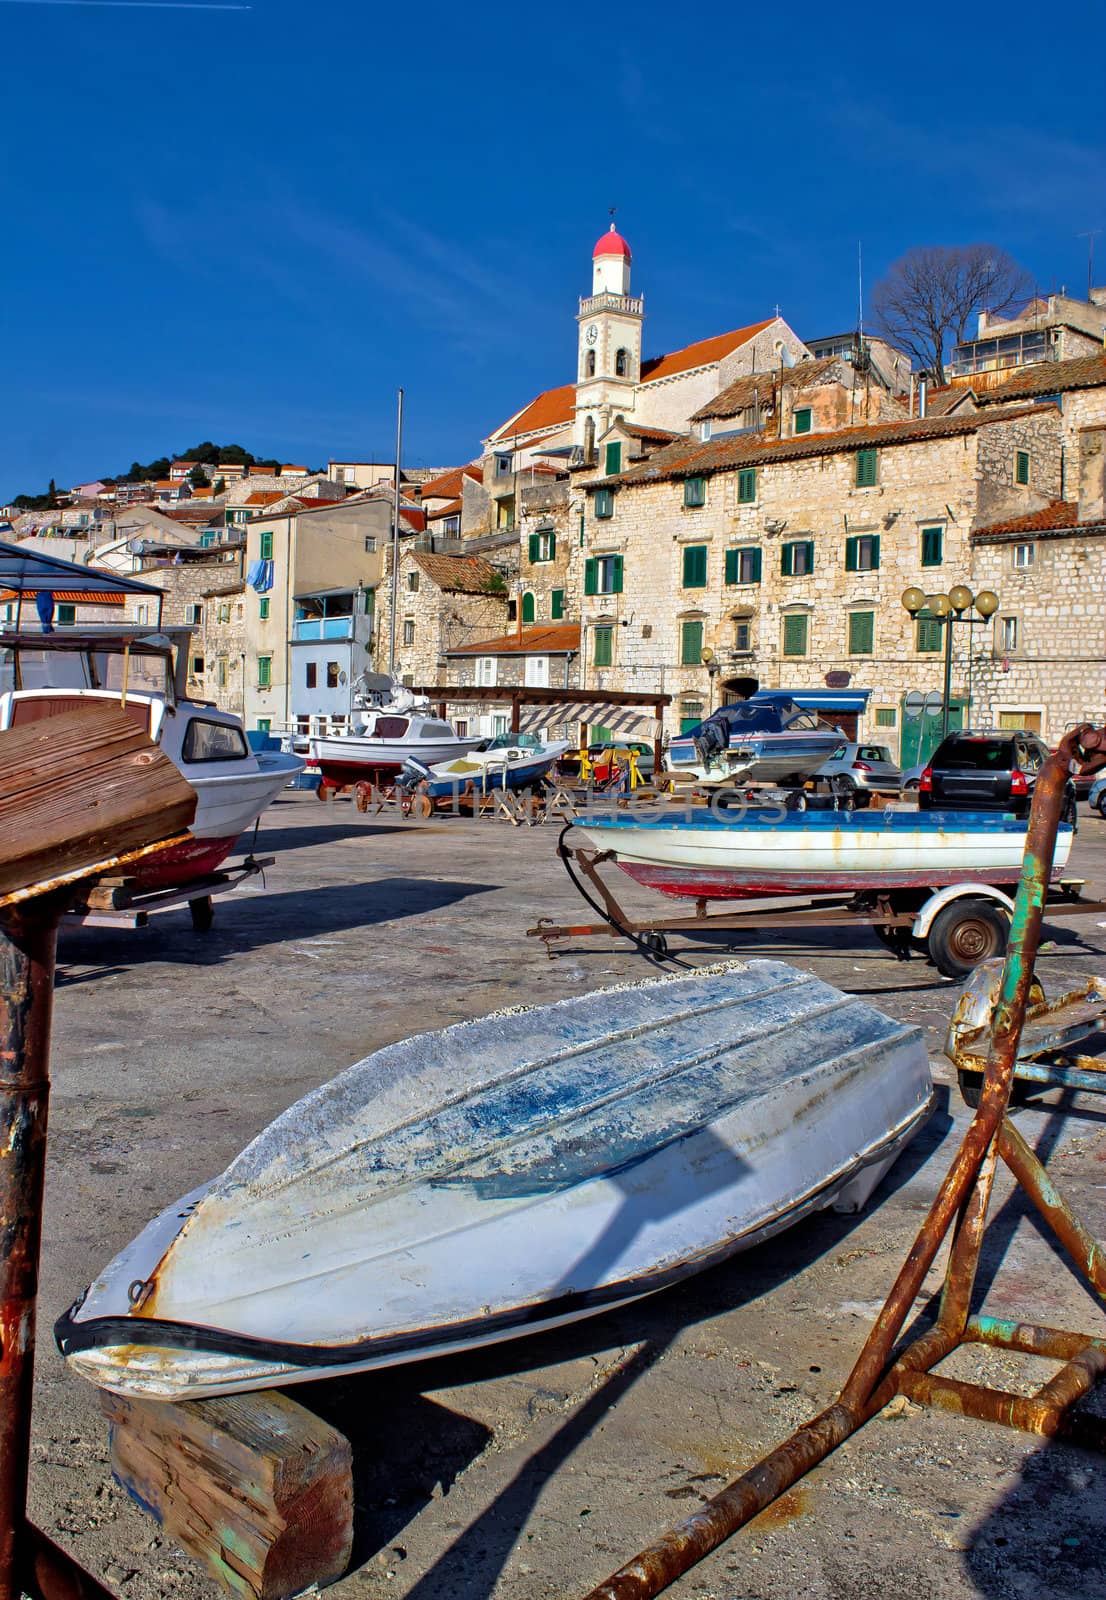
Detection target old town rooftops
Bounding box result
[594,404,1055,489]
[974,352,1106,404]
[690,356,843,422]
[970,501,1105,543]
[447,623,581,655]
[408,551,504,594]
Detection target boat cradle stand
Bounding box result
[577,723,1106,1600]
[62,855,274,932]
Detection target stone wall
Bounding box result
[198,585,248,716]
[517,482,578,626]
[379,547,510,686]
[973,408,1063,525]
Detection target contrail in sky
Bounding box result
[0,1,251,10]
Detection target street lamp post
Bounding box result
[902,584,999,741]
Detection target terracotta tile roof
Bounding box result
[969,501,1106,543]
[428,497,463,520]
[161,506,221,524]
[690,356,844,423]
[617,422,687,443]
[488,385,577,443]
[448,623,581,655]
[245,491,285,506]
[608,404,1055,489]
[419,462,484,500]
[975,353,1106,404]
[640,319,776,384]
[409,551,505,595]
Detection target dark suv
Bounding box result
[918,731,1077,825]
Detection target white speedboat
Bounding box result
[401,734,570,799]
[57,961,933,1400]
[570,807,1073,900]
[312,683,480,792]
[0,630,302,888]
[667,693,843,787]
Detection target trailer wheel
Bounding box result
[642,932,668,956]
[354,782,372,813]
[927,898,1009,980]
[189,895,214,933]
[315,781,330,802]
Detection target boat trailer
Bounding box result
[530,831,1106,980]
[579,722,1106,1600]
[62,855,273,932]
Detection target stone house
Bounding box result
[199,583,248,717]
[689,353,905,444]
[950,289,1106,385]
[575,403,1063,758]
[443,623,583,739]
[125,543,246,699]
[375,548,509,690]
[976,354,1106,476]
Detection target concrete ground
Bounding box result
[30,793,1106,1600]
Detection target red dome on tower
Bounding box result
[593,223,631,261]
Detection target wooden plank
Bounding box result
[0,704,197,899]
[100,1390,353,1600]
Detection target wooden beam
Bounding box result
[0,704,197,902]
[101,1389,353,1600]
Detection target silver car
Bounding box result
[815,741,903,797]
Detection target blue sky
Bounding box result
[2,0,1104,497]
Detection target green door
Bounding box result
[899,699,965,767]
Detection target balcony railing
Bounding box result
[292,617,354,641]
[578,293,644,318]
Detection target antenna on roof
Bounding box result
[1077,228,1102,301]
[857,239,864,342]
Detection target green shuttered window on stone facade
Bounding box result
[593,626,613,667]
[847,610,874,655]
[551,589,564,620]
[921,525,943,566]
[737,468,756,503]
[682,544,708,587]
[724,546,762,585]
[845,533,880,571]
[855,448,877,487]
[584,554,623,595]
[1016,450,1030,485]
[521,592,536,623]
[916,612,944,653]
[794,407,812,435]
[782,614,808,656]
[780,539,814,577]
[594,487,614,519]
[683,476,706,507]
[680,619,704,665]
[605,441,622,476]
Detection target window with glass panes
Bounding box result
[584,554,623,594]
[682,544,708,587]
[734,617,752,651]
[781,539,814,576]
[845,533,880,571]
[921,526,943,566]
[527,529,556,562]
[680,619,704,665]
[724,546,762,584]
[782,613,808,656]
[847,610,874,655]
[684,476,706,507]
[593,625,613,667]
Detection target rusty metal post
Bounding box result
[0,897,62,1600]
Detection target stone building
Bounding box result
[123,541,246,699]
[950,289,1106,385]
[375,547,509,690]
[443,624,583,739]
[575,403,1063,759]
[199,583,248,717]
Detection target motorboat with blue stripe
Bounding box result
[667,692,843,788]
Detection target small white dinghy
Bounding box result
[58,962,934,1401]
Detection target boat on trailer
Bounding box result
[400,733,570,800]
[667,693,843,788]
[58,961,933,1401]
[312,685,481,791]
[569,806,1073,901]
[0,630,302,889]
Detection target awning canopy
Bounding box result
[518,701,660,737]
[0,539,161,598]
[785,688,873,714]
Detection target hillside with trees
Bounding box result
[8,442,321,510]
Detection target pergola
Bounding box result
[411,683,672,772]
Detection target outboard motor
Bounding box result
[398,757,433,792]
[693,717,728,767]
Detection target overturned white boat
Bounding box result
[58,961,934,1401]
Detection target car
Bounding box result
[814,741,903,798]
[918,730,1077,825]
[1090,774,1106,817]
[901,762,927,794]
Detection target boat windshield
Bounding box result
[487,732,541,750]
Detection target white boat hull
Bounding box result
[59,961,933,1400]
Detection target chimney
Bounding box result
[918,377,928,418]
[1077,425,1106,524]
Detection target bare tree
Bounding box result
[871,245,1033,385]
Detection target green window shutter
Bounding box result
[605,441,622,475]
[845,535,858,572]
[551,589,564,620]
[875,707,896,727]
[724,548,739,584]
[916,614,944,653]
[803,539,815,573]
[782,614,808,656]
[259,530,273,560]
[794,408,812,435]
[780,542,793,577]
[528,533,539,562]
[684,476,705,507]
[257,655,272,687]
[871,534,881,570]
[611,554,624,593]
[579,514,585,547]
[738,468,756,503]
[259,598,270,620]
[595,487,613,519]
[848,611,874,655]
[1016,450,1030,485]
[593,626,613,667]
[680,619,704,665]
[749,547,762,583]
[921,526,943,566]
[522,592,535,624]
[584,557,598,596]
[682,544,707,588]
[547,530,556,560]
[855,449,877,487]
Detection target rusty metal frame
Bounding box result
[582,723,1106,1600]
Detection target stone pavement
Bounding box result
[31,795,1106,1599]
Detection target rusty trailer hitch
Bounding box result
[581,722,1106,1600]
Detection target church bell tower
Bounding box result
[575,221,644,454]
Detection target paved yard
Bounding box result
[31,795,1106,1600]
